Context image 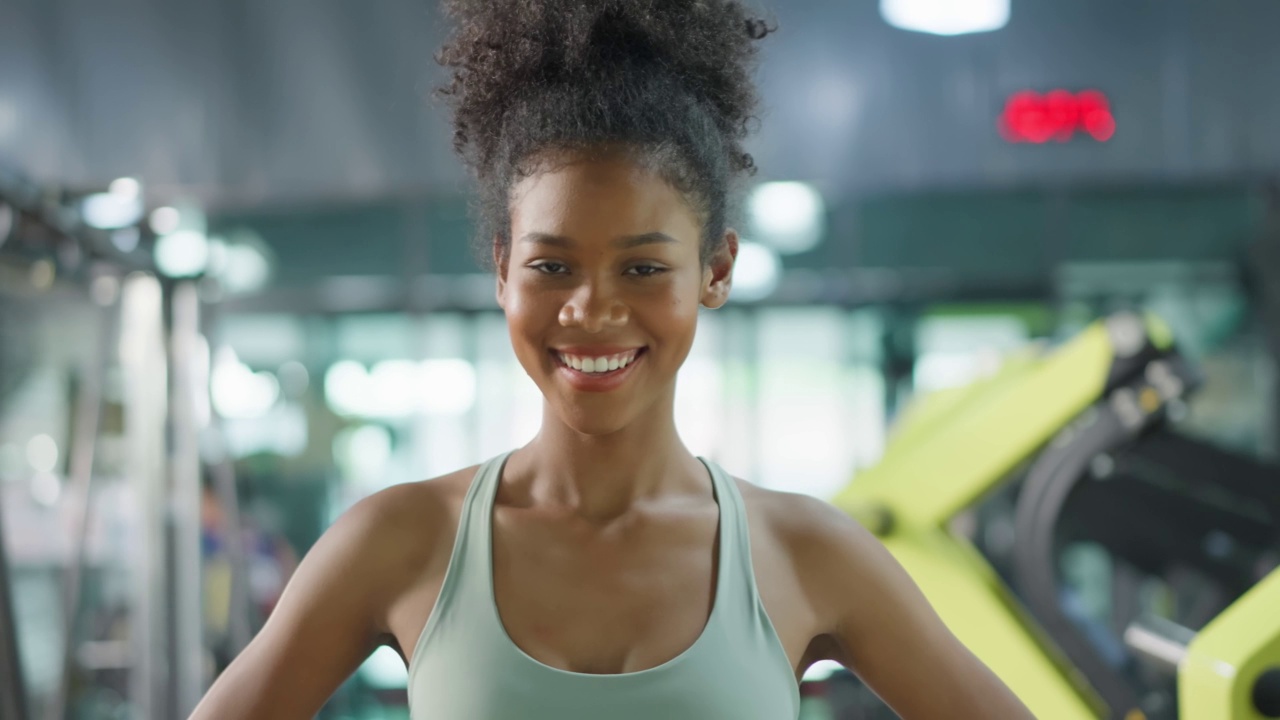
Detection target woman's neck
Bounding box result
[504,398,709,522]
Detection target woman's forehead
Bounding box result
[510,156,700,244]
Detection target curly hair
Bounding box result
[434,0,775,270]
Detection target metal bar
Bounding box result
[119,273,169,720]
[199,302,253,661]
[168,281,206,717]
[0,489,30,720]
[209,450,252,657]
[1122,617,1195,674]
[46,297,118,720]
[1254,183,1280,460]
[1012,399,1147,720]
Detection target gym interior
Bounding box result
[1,0,1278,718]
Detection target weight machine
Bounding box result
[833,312,1280,719]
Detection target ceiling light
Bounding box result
[880,0,1009,36]
[748,182,826,255]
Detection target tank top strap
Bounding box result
[697,457,766,622]
[407,449,513,682]
[458,449,511,602]
[699,457,797,700]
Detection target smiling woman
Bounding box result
[497,152,728,436]
[188,1,1035,719]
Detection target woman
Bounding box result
[191,1,1035,717]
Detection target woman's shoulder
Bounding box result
[731,476,881,595]
[731,476,852,546]
[315,464,483,592]
[346,465,479,550]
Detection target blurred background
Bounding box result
[1,0,1278,719]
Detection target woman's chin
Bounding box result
[556,405,634,437]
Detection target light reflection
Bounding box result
[149,206,181,235]
[26,434,58,473]
[729,242,781,302]
[325,359,477,418]
[748,182,825,255]
[211,348,281,419]
[359,645,408,689]
[30,472,61,507]
[802,659,845,682]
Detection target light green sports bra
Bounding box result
[406,450,801,719]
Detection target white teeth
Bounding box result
[557,350,640,374]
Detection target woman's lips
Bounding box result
[550,347,647,392]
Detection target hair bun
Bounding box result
[436,0,774,175]
[435,0,775,270]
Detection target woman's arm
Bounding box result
[190,485,438,719]
[786,495,1036,719]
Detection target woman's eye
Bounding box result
[531,261,568,275]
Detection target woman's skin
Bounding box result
[189,150,1037,719]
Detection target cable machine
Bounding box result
[0,165,246,720]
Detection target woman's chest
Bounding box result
[490,506,721,674]
[388,494,825,681]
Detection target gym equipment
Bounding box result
[0,165,220,720]
[1012,380,1279,719]
[0,164,157,275]
[832,312,1280,720]
[45,300,117,720]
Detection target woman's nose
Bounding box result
[559,280,629,332]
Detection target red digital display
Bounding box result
[999,90,1115,144]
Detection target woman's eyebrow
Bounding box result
[519,232,573,248]
[519,231,679,248]
[617,231,678,248]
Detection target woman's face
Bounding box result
[497,152,736,436]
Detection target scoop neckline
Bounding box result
[484,451,729,680]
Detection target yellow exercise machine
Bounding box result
[832,313,1280,720]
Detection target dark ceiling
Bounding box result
[3,0,1280,209]
[3,0,1279,298]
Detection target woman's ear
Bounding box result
[700,230,738,309]
[493,238,509,309]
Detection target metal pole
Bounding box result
[746,309,761,483]
[200,301,254,663]
[0,489,30,720]
[168,281,206,717]
[208,450,252,657]
[1254,183,1280,460]
[119,273,169,720]
[879,306,917,419]
[1122,616,1196,675]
